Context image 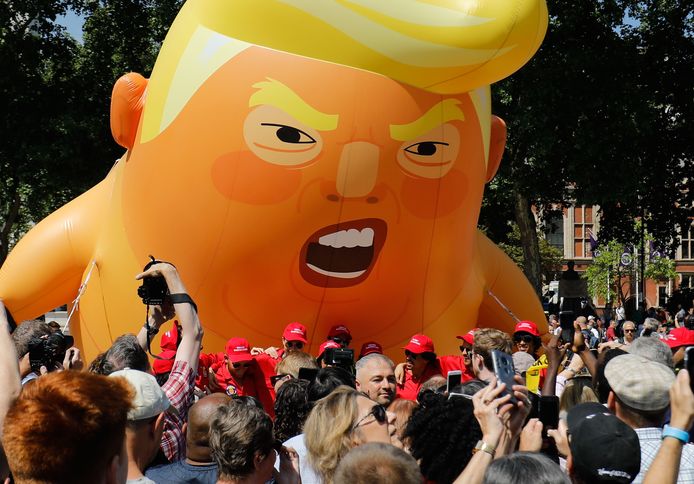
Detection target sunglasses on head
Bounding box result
[233,362,251,369]
[352,404,387,430]
[286,341,304,350]
[270,373,291,385]
[514,334,534,344]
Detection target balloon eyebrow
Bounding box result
[390,99,464,141]
[249,78,339,131]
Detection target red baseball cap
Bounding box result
[317,340,341,359]
[225,337,253,363]
[359,341,383,358]
[152,349,176,375]
[328,324,352,340]
[283,322,308,344]
[663,327,694,350]
[456,328,479,346]
[514,320,540,337]
[159,323,179,351]
[403,334,435,354]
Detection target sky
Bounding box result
[55,10,85,43]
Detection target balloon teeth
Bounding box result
[318,228,375,248]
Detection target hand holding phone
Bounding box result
[491,350,517,403]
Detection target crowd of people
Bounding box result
[0,260,693,483]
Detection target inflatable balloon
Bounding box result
[0,0,549,360]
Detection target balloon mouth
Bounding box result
[299,218,387,288]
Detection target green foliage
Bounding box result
[498,224,564,284]
[0,0,183,265]
[584,232,677,305]
[481,0,693,277]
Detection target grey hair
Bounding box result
[643,318,660,333]
[483,452,570,484]
[355,353,394,372]
[629,336,674,368]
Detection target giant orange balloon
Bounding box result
[0,0,549,360]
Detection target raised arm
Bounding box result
[135,263,203,372]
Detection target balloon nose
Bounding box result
[336,142,380,198]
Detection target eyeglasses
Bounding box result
[623,329,635,333]
[404,350,420,359]
[459,345,472,354]
[514,334,534,344]
[270,373,291,385]
[352,404,387,430]
[233,362,251,369]
[286,341,304,350]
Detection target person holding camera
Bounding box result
[133,260,204,463]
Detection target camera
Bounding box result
[323,347,354,373]
[28,330,74,373]
[137,255,169,305]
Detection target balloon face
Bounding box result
[122,47,488,344]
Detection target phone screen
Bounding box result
[491,350,517,402]
[447,370,462,393]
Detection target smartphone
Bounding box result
[539,395,559,432]
[539,395,560,462]
[298,367,319,382]
[559,310,575,345]
[446,370,462,393]
[491,350,517,402]
[685,347,694,393]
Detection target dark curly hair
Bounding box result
[274,379,310,442]
[403,391,481,483]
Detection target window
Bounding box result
[681,274,694,290]
[680,223,693,260]
[657,286,669,308]
[545,212,564,252]
[573,206,595,259]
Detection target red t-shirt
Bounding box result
[395,362,443,401]
[437,355,475,383]
[210,359,276,417]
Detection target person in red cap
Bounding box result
[664,326,694,367]
[513,320,542,359]
[438,328,478,379]
[395,331,475,388]
[316,340,342,368]
[252,321,310,409]
[395,334,443,401]
[210,337,260,400]
[327,324,352,348]
[358,341,383,359]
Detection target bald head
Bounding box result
[186,393,231,463]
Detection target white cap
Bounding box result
[109,368,172,421]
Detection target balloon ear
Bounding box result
[486,115,507,182]
[110,73,148,150]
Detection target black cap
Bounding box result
[567,402,641,483]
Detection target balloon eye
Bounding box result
[404,141,449,156]
[261,123,316,144]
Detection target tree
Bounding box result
[497,223,564,286]
[0,0,184,266]
[481,0,693,289]
[0,0,89,264]
[585,238,676,309]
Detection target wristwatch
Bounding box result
[473,440,496,457]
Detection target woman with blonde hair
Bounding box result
[304,386,396,483]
